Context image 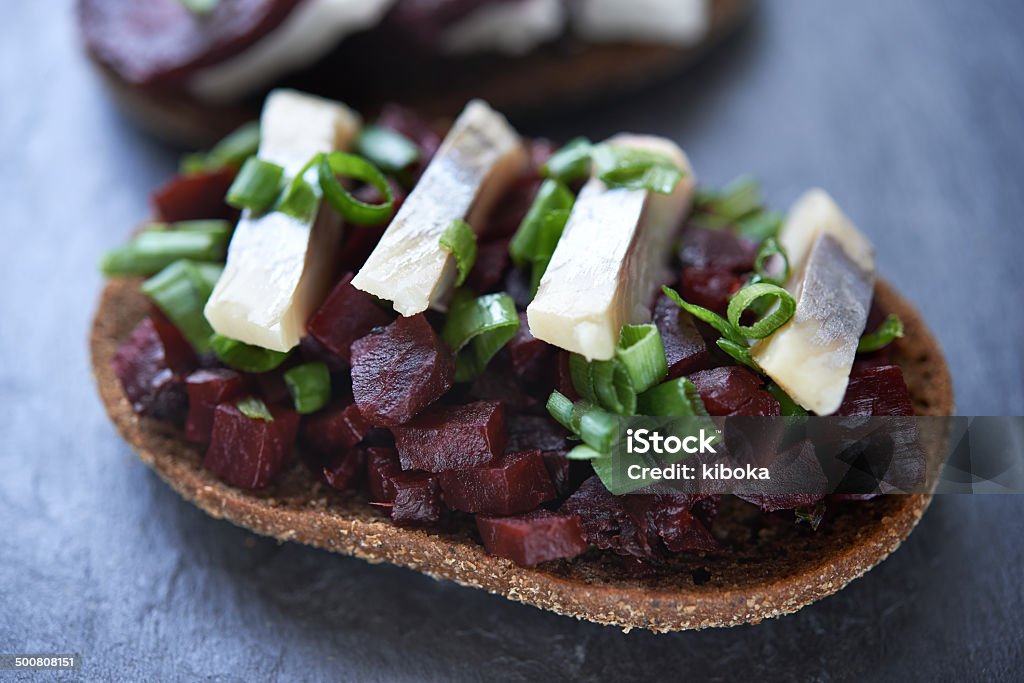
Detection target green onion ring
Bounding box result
[726,282,796,339]
[317,151,394,226]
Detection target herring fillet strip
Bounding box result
[351,100,527,316]
[204,89,361,352]
[527,134,695,360]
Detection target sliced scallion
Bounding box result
[100,226,229,276]
[767,381,808,417]
[858,313,904,353]
[592,144,684,195]
[754,237,791,284]
[225,157,284,213]
[318,151,394,225]
[283,362,331,415]
[140,260,221,354]
[566,444,603,461]
[441,290,518,381]
[439,219,477,287]
[545,391,618,453]
[716,338,763,373]
[355,125,420,174]
[661,285,747,345]
[181,121,259,174]
[275,173,321,222]
[569,354,637,416]
[615,324,668,394]
[637,377,708,417]
[540,137,593,183]
[210,334,291,374]
[726,282,796,339]
[236,396,274,422]
[509,179,574,267]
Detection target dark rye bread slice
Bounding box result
[87,0,750,147]
[91,276,953,632]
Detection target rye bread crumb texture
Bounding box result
[89,0,750,147]
[91,278,952,632]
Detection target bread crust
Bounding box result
[86,0,750,147]
[90,276,952,632]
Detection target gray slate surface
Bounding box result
[1,1,1022,680]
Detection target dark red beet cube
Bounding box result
[300,400,371,458]
[351,314,455,426]
[366,447,403,502]
[649,496,719,553]
[204,402,300,489]
[678,226,757,273]
[653,293,711,378]
[506,313,556,382]
[680,267,742,315]
[467,239,511,293]
[151,168,237,222]
[688,366,781,416]
[392,401,505,473]
[477,511,589,567]
[836,365,915,416]
[479,176,541,240]
[438,450,556,515]
[506,415,569,452]
[391,472,443,527]
[307,273,394,365]
[321,446,366,492]
[185,368,246,444]
[112,316,196,421]
[560,477,661,560]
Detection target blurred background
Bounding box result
[1,1,1022,680]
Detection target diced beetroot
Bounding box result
[392,401,505,472]
[438,450,556,515]
[338,222,387,275]
[561,478,716,559]
[350,314,455,426]
[836,365,915,416]
[151,168,237,222]
[506,313,557,382]
[366,447,402,502]
[321,446,366,492]
[541,451,573,497]
[735,441,826,511]
[480,176,542,240]
[505,415,569,452]
[250,365,292,405]
[184,368,246,444]
[477,510,589,567]
[688,366,781,417]
[680,267,742,315]
[464,355,545,414]
[298,334,346,373]
[307,273,394,365]
[503,267,534,310]
[300,400,371,458]
[560,477,661,559]
[653,293,711,377]
[390,472,443,526]
[112,316,196,421]
[649,497,720,553]
[467,239,511,293]
[678,226,757,273]
[204,401,300,489]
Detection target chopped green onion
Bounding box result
[615,324,668,394]
[568,354,637,416]
[637,377,708,417]
[318,151,394,225]
[275,173,321,222]
[726,282,796,339]
[210,334,291,373]
[181,121,259,174]
[592,144,684,195]
[736,210,783,242]
[716,338,763,373]
[754,237,791,284]
[509,179,574,267]
[694,176,760,220]
[545,391,618,452]
[100,225,229,276]
[140,260,221,353]
[439,219,477,287]
[355,125,420,174]
[661,286,747,345]
[441,290,519,381]
[225,157,284,213]
[236,396,274,422]
[858,313,905,353]
[566,444,603,461]
[767,381,808,417]
[283,362,331,415]
[541,137,593,183]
